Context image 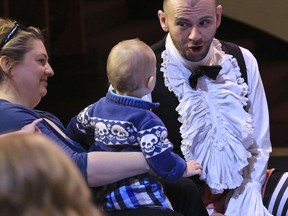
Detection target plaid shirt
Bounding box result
[103,174,171,211]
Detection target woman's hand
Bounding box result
[21,119,43,133]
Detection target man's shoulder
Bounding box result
[219,39,255,60]
[219,40,248,84]
[151,35,166,54]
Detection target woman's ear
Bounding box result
[0,56,11,73]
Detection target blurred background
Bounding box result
[1,0,287,170]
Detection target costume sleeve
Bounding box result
[138,116,187,183]
[225,48,272,216]
[0,104,89,181]
[148,148,187,183]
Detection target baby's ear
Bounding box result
[146,75,155,91]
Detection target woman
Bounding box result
[0,132,103,216]
[0,18,149,188]
[0,18,207,216]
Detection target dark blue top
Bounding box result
[0,99,88,180]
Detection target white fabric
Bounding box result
[147,34,272,216]
[225,180,272,216]
[163,35,253,194]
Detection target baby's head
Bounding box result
[107,38,156,98]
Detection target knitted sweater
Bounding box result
[67,90,187,211]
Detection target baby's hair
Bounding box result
[107,38,156,94]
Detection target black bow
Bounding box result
[189,65,222,89]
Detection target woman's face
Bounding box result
[11,39,54,108]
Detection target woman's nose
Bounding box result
[45,63,54,76]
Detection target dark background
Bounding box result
[1,0,287,170]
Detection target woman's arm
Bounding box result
[42,117,150,186]
[87,151,149,187]
[0,105,150,187]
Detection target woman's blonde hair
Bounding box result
[0,17,44,81]
[0,133,103,216]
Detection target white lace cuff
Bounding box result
[225,179,272,216]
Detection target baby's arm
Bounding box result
[139,119,201,182]
[66,105,95,145]
[183,160,203,177]
[145,149,186,182]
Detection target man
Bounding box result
[149,0,272,215]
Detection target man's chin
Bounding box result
[186,54,205,62]
[186,48,207,62]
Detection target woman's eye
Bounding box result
[38,59,45,65]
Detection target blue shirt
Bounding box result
[0,99,88,179]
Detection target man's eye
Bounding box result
[177,22,190,28]
[199,20,211,27]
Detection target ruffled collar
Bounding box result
[160,35,254,194]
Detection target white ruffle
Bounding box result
[161,39,254,194]
[225,179,272,216]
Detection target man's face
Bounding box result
[160,0,222,62]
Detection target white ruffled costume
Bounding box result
[148,34,272,216]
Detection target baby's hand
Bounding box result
[183,160,202,177]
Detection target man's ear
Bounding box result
[216,5,222,28]
[158,10,169,32]
[0,56,11,73]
